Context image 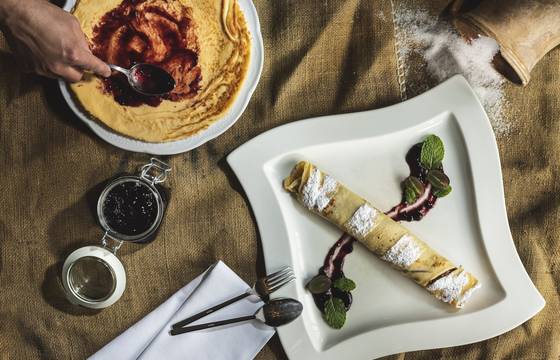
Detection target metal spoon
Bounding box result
[108,63,175,96]
[169,298,303,335]
[171,266,295,330]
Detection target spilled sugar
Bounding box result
[392,4,510,135]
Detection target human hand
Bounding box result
[0,0,111,82]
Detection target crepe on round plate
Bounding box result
[70,0,251,142]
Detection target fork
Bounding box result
[171,266,295,330]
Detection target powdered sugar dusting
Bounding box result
[381,234,422,268]
[427,270,470,304]
[302,168,338,211]
[457,282,481,308]
[346,203,378,237]
[392,3,510,136]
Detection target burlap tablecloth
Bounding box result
[0,0,558,359]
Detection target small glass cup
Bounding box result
[62,158,171,309]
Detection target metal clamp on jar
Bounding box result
[62,158,171,309]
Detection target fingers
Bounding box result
[54,64,84,83]
[50,47,110,82]
[68,48,111,78]
[67,17,111,77]
[64,15,110,78]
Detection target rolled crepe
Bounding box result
[283,160,480,308]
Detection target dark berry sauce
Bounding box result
[385,144,439,221]
[312,234,354,311]
[91,0,201,107]
[131,65,175,95]
[310,142,449,316]
[102,181,158,236]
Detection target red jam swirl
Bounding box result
[91,0,201,107]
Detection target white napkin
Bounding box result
[89,261,275,360]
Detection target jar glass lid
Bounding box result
[68,256,116,302]
[62,246,126,309]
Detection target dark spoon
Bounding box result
[169,298,303,335]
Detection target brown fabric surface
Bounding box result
[0,1,558,359]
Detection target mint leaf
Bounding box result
[333,277,356,292]
[403,176,424,194]
[404,186,417,204]
[323,297,346,329]
[306,274,331,294]
[433,185,452,198]
[427,170,450,190]
[402,176,424,204]
[420,135,445,170]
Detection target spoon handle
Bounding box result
[170,315,256,335]
[171,291,251,329]
[108,64,129,76]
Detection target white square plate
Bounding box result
[227,76,544,360]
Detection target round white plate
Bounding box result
[228,75,545,359]
[59,0,264,155]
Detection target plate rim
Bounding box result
[59,0,264,155]
[227,75,545,359]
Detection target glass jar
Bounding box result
[62,158,171,309]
